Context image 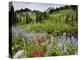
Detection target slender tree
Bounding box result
[65,13,69,24]
[26,12,29,24]
[71,15,74,26]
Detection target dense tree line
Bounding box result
[9,3,78,26]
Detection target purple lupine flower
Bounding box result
[75,40,78,47]
[61,36,66,45]
[64,44,68,52]
[66,37,71,44]
[47,43,53,52]
[64,47,68,52]
[71,36,74,41]
[47,48,51,51]
[72,39,76,45]
[47,45,51,51]
[57,43,62,50]
[71,36,76,45]
[71,38,77,48]
[61,32,66,41]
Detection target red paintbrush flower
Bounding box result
[38,36,40,45]
[31,50,43,57]
[42,36,44,43]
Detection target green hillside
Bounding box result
[12,5,78,36]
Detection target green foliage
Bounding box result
[12,32,24,56]
[49,43,59,56]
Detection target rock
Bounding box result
[13,50,25,59]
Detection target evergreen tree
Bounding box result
[26,12,29,24]
[71,15,74,26]
[65,13,69,24]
